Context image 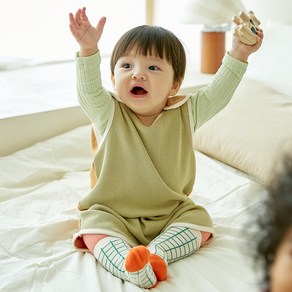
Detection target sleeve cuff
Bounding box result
[222,52,248,75]
[76,50,101,72]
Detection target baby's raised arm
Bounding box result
[69,7,106,57]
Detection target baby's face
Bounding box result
[111,51,180,124]
[270,227,292,292]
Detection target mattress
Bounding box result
[0,125,266,291]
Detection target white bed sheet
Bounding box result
[0,125,266,292]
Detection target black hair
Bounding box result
[110,25,186,83]
[254,153,292,289]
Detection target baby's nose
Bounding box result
[132,70,146,80]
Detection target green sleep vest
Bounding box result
[78,98,213,246]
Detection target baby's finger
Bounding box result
[75,8,82,26]
[96,17,106,35]
[257,29,264,39]
[69,13,76,26]
[79,7,89,23]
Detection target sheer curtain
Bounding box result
[0,0,146,61]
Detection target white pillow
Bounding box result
[246,21,292,97]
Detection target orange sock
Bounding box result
[124,246,157,288]
[125,246,150,272]
[149,254,167,281]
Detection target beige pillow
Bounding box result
[194,77,292,185]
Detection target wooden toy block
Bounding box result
[233,11,261,45]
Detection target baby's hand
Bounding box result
[229,11,264,62]
[69,7,106,57]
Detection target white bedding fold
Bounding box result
[0,125,264,292]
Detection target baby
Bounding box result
[69,7,263,288]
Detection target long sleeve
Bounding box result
[191,53,248,130]
[76,51,114,141]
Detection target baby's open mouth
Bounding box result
[131,86,148,95]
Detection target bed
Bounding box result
[1,4,292,292]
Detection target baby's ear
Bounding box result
[169,80,181,96]
[111,74,116,89]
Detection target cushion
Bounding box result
[193,77,292,185]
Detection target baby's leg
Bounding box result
[83,233,108,253]
[201,231,211,246]
[147,226,210,281]
[83,234,157,288]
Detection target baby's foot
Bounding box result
[149,254,168,281]
[125,246,157,288]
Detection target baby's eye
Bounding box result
[148,65,159,71]
[121,63,131,69]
